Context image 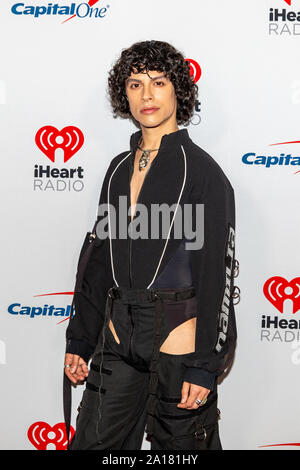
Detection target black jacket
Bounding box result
[66,128,237,390]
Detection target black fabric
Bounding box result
[63,371,72,449]
[182,367,216,391]
[69,287,222,451]
[65,337,217,390]
[65,160,115,357]
[65,338,94,363]
[65,128,238,428]
[150,239,192,288]
[86,381,106,394]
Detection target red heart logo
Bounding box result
[35,126,84,163]
[27,421,75,450]
[263,276,300,314]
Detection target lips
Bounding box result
[141,107,160,114]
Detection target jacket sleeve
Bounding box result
[182,165,237,390]
[65,161,114,362]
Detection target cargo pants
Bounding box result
[69,286,222,450]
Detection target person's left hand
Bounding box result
[177,382,210,410]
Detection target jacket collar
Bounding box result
[129,128,190,155]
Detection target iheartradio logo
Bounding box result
[27,421,75,450]
[33,125,85,192]
[269,0,299,35]
[263,276,300,314]
[185,58,201,84]
[35,125,84,163]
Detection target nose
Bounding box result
[141,82,153,102]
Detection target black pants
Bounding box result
[70,286,222,450]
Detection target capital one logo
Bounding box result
[184,58,201,83]
[35,126,84,163]
[27,421,75,450]
[11,1,109,23]
[263,276,300,314]
[8,291,74,321]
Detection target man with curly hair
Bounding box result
[64,40,238,451]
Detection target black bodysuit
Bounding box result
[66,128,237,390]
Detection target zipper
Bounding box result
[128,159,154,288]
[129,230,132,287]
[128,305,134,360]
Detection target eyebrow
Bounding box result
[126,74,167,84]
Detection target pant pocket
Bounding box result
[171,420,220,450]
[151,397,197,450]
[151,395,220,451]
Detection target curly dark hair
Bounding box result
[107,40,198,126]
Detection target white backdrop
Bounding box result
[0,0,299,450]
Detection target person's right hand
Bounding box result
[64,353,89,384]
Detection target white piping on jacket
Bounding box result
[147,144,187,289]
[107,145,187,289]
[107,152,131,287]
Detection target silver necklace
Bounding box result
[137,138,159,171]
